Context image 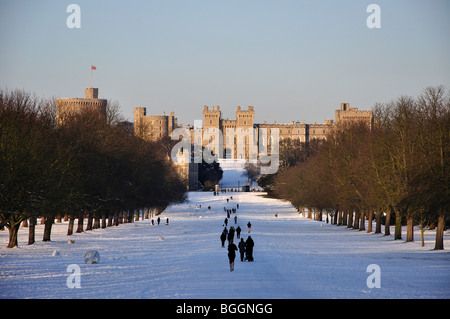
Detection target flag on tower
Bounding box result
[91,65,97,70]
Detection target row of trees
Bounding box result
[271,86,449,250]
[0,89,187,248]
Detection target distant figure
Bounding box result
[151,219,154,225]
[237,204,239,209]
[157,217,160,225]
[246,236,254,262]
[234,215,237,224]
[238,238,246,262]
[166,218,169,225]
[247,221,252,233]
[220,232,226,247]
[224,218,228,227]
[228,226,235,244]
[228,242,238,271]
[236,226,241,239]
[275,213,278,218]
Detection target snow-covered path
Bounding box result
[1,192,449,299]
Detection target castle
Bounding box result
[134,102,373,159]
[56,88,373,190]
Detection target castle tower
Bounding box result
[56,88,107,125]
[202,105,221,130]
[202,105,222,149]
[133,107,177,141]
[235,105,255,129]
[335,103,374,130]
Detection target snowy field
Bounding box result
[218,159,260,189]
[0,191,449,299]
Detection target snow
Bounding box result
[218,159,260,189]
[1,192,449,299]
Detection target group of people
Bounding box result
[150,216,169,226]
[220,197,255,272]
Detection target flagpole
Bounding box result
[90,66,93,88]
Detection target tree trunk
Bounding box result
[43,216,53,242]
[107,210,113,227]
[76,212,84,233]
[135,209,140,222]
[367,211,373,233]
[353,211,360,229]
[347,211,353,228]
[394,210,402,240]
[86,214,93,230]
[101,210,107,229]
[93,213,100,229]
[375,209,382,234]
[7,222,20,248]
[67,216,74,235]
[28,216,36,245]
[434,214,445,250]
[359,211,366,231]
[420,222,425,247]
[145,208,149,219]
[384,209,391,236]
[114,211,119,226]
[342,211,347,226]
[406,217,414,242]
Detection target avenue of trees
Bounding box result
[0,89,187,248]
[270,86,449,250]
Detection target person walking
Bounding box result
[224,218,228,227]
[220,231,226,248]
[247,221,252,233]
[238,238,246,262]
[228,226,235,244]
[236,225,241,239]
[234,215,237,224]
[228,242,238,271]
[157,217,160,225]
[245,236,254,262]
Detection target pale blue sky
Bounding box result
[1,0,449,124]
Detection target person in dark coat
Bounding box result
[224,218,228,227]
[220,232,226,247]
[236,226,241,239]
[247,221,252,233]
[228,242,238,271]
[245,236,254,262]
[228,226,235,244]
[238,238,246,262]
